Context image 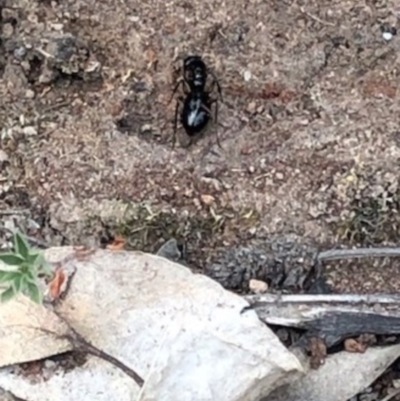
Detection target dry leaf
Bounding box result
[20,361,42,376]
[308,337,327,369]
[357,333,377,347]
[345,338,368,353]
[49,267,66,299]
[106,235,126,251]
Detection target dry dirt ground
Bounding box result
[2,1,400,399]
[2,0,400,294]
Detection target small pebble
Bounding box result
[276,328,289,342]
[243,70,252,82]
[23,126,38,136]
[4,219,16,231]
[25,89,35,99]
[51,23,64,31]
[156,238,182,262]
[248,226,257,235]
[249,279,268,293]
[13,46,26,59]
[200,194,215,205]
[44,360,57,370]
[2,23,14,38]
[383,31,394,41]
[140,124,152,134]
[0,149,9,163]
[247,101,257,114]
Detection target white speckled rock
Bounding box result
[0,247,303,401]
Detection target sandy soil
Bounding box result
[2,0,400,292]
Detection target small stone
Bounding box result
[383,31,393,41]
[247,101,257,114]
[200,194,215,205]
[23,126,38,136]
[243,70,252,82]
[248,165,255,174]
[276,172,284,180]
[51,23,64,31]
[4,218,16,231]
[156,239,182,262]
[2,23,14,38]
[14,46,27,59]
[140,124,152,134]
[44,360,56,370]
[276,328,289,342]
[20,60,30,72]
[0,149,9,163]
[193,198,201,209]
[248,227,257,235]
[25,89,35,99]
[249,279,268,294]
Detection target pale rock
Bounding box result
[0,247,303,401]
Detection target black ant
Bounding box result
[168,55,223,148]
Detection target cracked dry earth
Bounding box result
[2,0,400,293]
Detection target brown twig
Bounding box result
[380,387,400,401]
[32,321,145,387]
[67,326,145,387]
[299,6,335,26]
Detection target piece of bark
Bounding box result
[244,294,400,348]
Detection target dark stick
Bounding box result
[29,316,145,387]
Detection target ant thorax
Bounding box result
[193,68,206,88]
[185,67,206,90]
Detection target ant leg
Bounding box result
[183,136,192,149]
[172,100,180,149]
[209,71,223,102]
[214,99,222,148]
[210,98,222,148]
[168,80,183,105]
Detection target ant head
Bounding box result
[184,55,205,71]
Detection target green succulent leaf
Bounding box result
[26,282,42,304]
[0,230,48,303]
[11,273,24,292]
[27,251,40,266]
[22,269,37,284]
[39,260,52,276]
[13,232,29,260]
[0,253,24,266]
[0,286,16,303]
[0,270,21,282]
